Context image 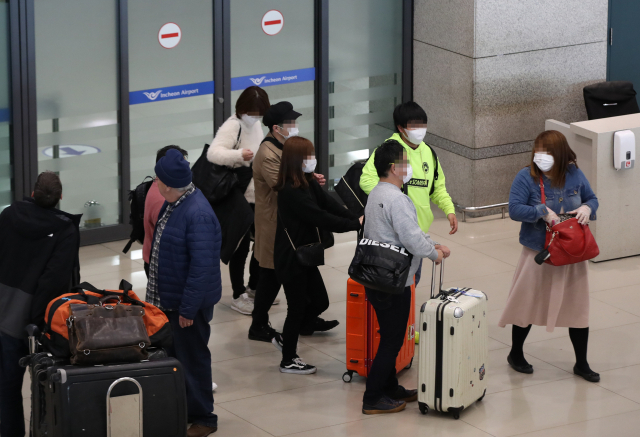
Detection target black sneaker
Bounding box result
[248,323,279,343]
[271,332,284,351]
[362,396,406,415]
[387,386,418,402]
[279,357,317,374]
[300,317,340,336]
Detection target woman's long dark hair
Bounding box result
[530,130,578,188]
[273,137,315,192]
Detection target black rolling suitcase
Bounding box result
[23,326,187,437]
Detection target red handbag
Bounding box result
[539,176,599,266]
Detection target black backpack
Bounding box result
[122,177,154,254]
[334,142,440,215]
[334,160,369,216]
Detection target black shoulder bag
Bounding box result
[284,227,325,267]
[348,218,413,295]
[192,123,242,205]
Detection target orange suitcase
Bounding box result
[343,278,416,382]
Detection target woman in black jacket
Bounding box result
[274,137,362,374]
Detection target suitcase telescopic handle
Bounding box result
[430,259,445,299]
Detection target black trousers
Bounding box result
[251,267,282,328]
[363,286,412,405]
[228,230,260,299]
[281,267,330,361]
[165,308,217,428]
[0,333,28,437]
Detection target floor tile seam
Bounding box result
[277,415,380,437]
[295,341,348,364]
[296,341,347,365]
[484,373,575,396]
[428,233,520,247]
[594,384,640,406]
[590,281,640,296]
[458,417,499,437]
[80,261,144,273]
[586,298,640,320]
[216,378,346,406]
[101,244,133,257]
[506,406,640,437]
[209,339,347,365]
[453,245,521,268]
[215,404,277,436]
[209,348,285,364]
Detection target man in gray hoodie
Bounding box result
[361,140,450,415]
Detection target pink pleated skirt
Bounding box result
[498,246,590,332]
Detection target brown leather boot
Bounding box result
[187,424,218,437]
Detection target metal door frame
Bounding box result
[8,0,413,245]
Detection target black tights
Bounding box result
[510,325,592,372]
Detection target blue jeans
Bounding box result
[166,307,217,428]
[363,286,412,405]
[0,333,28,437]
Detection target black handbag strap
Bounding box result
[284,227,321,251]
[233,122,242,150]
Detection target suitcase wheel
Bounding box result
[419,402,428,415]
[404,357,413,370]
[449,407,463,420]
[342,371,353,383]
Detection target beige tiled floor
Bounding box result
[23,214,640,436]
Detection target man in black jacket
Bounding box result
[0,171,80,437]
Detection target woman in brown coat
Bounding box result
[499,131,600,382]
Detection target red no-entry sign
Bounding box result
[262,10,284,36]
[158,23,181,49]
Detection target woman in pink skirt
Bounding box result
[499,130,600,382]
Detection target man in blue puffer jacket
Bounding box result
[146,148,222,437]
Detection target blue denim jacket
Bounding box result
[508,165,598,252]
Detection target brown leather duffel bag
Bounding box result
[67,295,150,365]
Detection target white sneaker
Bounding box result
[230,293,254,315]
[245,286,280,305]
[212,382,218,392]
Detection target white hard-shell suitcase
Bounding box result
[418,260,488,419]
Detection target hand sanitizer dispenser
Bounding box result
[613,130,636,170]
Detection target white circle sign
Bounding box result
[158,23,181,49]
[262,10,284,36]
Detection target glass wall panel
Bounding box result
[230,0,315,142]
[0,0,12,210]
[128,0,214,187]
[35,0,120,228]
[328,0,402,189]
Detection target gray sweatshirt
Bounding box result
[364,182,438,286]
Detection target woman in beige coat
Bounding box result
[499,131,600,382]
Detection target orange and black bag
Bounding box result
[41,280,173,358]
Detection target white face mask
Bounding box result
[402,163,413,184]
[403,128,427,145]
[534,153,554,172]
[279,126,299,140]
[302,158,317,173]
[241,114,261,126]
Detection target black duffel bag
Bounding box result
[348,228,413,295]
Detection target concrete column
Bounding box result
[413,0,609,214]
